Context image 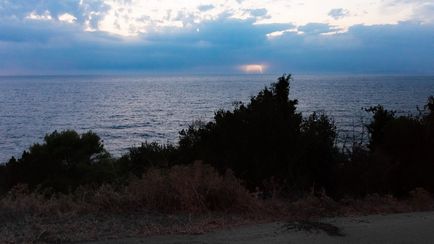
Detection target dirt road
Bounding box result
[85,211,434,244]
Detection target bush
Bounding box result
[364,105,396,151]
[124,162,257,213]
[0,130,114,193]
[177,75,339,193]
[1,75,432,201]
[337,97,434,196]
[295,113,338,192]
[115,142,177,179]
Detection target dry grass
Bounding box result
[123,161,258,213]
[86,161,258,214]
[0,162,258,216]
[338,188,434,216]
[0,163,260,243]
[1,163,434,243]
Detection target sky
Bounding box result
[0,0,433,75]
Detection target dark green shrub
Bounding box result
[296,113,338,192]
[0,130,113,193]
[115,142,177,178]
[364,105,396,151]
[339,97,434,196]
[423,96,434,127]
[177,75,339,193]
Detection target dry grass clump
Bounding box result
[127,161,257,213]
[91,162,258,213]
[281,187,434,220]
[339,194,409,215]
[1,167,434,219]
[1,163,434,243]
[290,190,340,219]
[0,163,260,243]
[338,188,434,216]
[0,184,82,217]
[407,188,434,211]
[0,162,259,219]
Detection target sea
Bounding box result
[1,74,433,163]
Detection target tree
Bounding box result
[178,74,338,193]
[1,130,113,193]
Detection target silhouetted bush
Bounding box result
[297,113,338,192]
[364,105,397,151]
[0,130,114,193]
[336,96,434,196]
[1,75,433,200]
[177,75,339,193]
[115,142,177,179]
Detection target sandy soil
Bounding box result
[85,211,434,244]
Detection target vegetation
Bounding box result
[2,172,433,242]
[337,96,434,196]
[0,130,114,193]
[177,75,338,193]
[1,75,434,242]
[0,75,433,203]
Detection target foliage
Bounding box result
[177,75,339,193]
[424,95,434,124]
[0,130,113,193]
[337,97,434,196]
[0,75,433,200]
[115,142,177,179]
[364,105,396,151]
[124,162,256,213]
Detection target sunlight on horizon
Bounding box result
[241,64,265,74]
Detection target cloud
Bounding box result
[0,17,277,73]
[3,0,433,37]
[198,4,214,12]
[249,8,268,17]
[26,10,53,20]
[58,13,77,23]
[0,1,84,19]
[1,17,433,75]
[0,1,433,74]
[383,0,434,23]
[298,23,340,35]
[410,1,434,23]
[328,8,349,20]
[267,21,434,73]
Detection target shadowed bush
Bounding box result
[115,142,177,179]
[1,75,433,201]
[177,74,339,193]
[0,130,114,193]
[336,96,434,196]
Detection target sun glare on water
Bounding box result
[241,64,265,74]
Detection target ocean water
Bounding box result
[1,74,433,162]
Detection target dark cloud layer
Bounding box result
[0,3,433,74]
